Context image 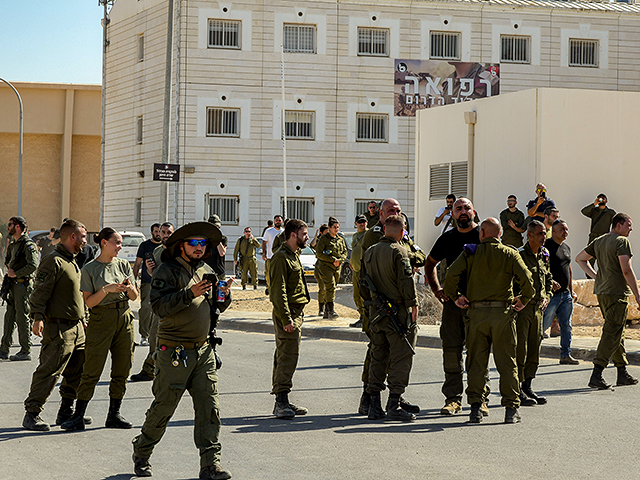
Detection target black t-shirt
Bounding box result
[38,237,56,259]
[204,235,228,280]
[136,239,162,283]
[429,226,481,266]
[544,238,571,293]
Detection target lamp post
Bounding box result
[0,77,23,216]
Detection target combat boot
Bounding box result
[588,364,611,390]
[468,403,482,423]
[327,302,339,319]
[367,392,386,420]
[273,392,295,419]
[130,371,154,382]
[133,454,153,477]
[522,378,547,404]
[519,384,537,407]
[105,397,133,429]
[399,396,420,414]
[56,398,93,426]
[0,350,8,360]
[386,394,416,421]
[199,463,232,480]
[61,399,90,431]
[358,384,371,415]
[287,397,308,416]
[616,366,639,386]
[480,402,490,417]
[22,412,50,432]
[504,407,521,424]
[318,303,325,316]
[9,351,31,361]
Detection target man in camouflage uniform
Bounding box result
[349,215,368,328]
[233,227,260,290]
[314,217,347,319]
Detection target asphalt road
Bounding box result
[1,329,639,480]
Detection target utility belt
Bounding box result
[47,317,83,325]
[158,336,209,350]
[91,300,129,312]
[470,301,510,309]
[12,277,32,284]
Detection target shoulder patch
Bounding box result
[373,226,382,232]
[402,259,412,276]
[151,278,166,289]
[463,244,477,255]
[541,247,550,262]
[322,250,332,255]
[517,246,525,253]
[35,271,48,283]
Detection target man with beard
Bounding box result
[269,219,311,419]
[425,198,489,416]
[262,215,284,295]
[133,223,162,346]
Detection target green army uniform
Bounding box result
[233,235,260,287]
[350,229,367,318]
[516,243,552,382]
[1,232,38,357]
[314,233,347,308]
[364,211,379,227]
[499,208,525,248]
[444,238,534,410]
[23,244,86,428]
[271,231,285,255]
[581,204,616,244]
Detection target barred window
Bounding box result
[358,27,389,56]
[355,199,381,216]
[501,35,531,64]
[569,39,598,67]
[136,116,143,144]
[282,197,314,226]
[429,162,468,200]
[206,107,239,137]
[208,19,241,49]
[356,113,388,142]
[430,31,461,60]
[285,111,314,139]
[283,24,316,53]
[137,34,144,62]
[207,195,239,225]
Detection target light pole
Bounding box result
[99,0,115,229]
[0,77,23,216]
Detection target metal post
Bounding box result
[173,0,181,226]
[280,46,287,219]
[98,0,113,230]
[0,77,24,216]
[160,0,175,223]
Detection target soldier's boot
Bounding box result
[22,412,51,432]
[616,366,639,386]
[480,402,490,417]
[105,397,133,429]
[287,397,308,416]
[318,303,325,316]
[61,399,89,431]
[349,316,363,329]
[358,384,371,415]
[199,463,232,480]
[55,397,93,425]
[133,454,153,477]
[273,392,295,419]
[399,396,420,414]
[468,403,482,424]
[522,378,547,405]
[385,394,416,421]
[367,392,386,420]
[588,364,611,390]
[504,407,521,424]
[325,302,339,319]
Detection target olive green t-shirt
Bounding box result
[81,257,133,306]
[585,233,633,296]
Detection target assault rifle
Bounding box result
[0,274,11,305]
[360,274,415,355]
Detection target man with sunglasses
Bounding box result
[133,222,232,480]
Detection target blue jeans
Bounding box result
[543,291,573,357]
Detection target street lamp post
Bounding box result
[0,77,24,216]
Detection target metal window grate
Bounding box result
[136,116,143,144]
[283,24,316,53]
[206,107,239,137]
[569,39,598,67]
[429,162,468,200]
[358,27,389,56]
[501,35,531,64]
[355,199,381,216]
[208,19,241,48]
[208,195,239,225]
[430,31,461,60]
[137,34,144,62]
[285,111,314,139]
[356,113,388,142]
[281,197,314,226]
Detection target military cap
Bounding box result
[355,214,367,223]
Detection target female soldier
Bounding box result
[310,224,328,316]
[314,217,347,319]
[61,228,139,431]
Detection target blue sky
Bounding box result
[0,1,103,84]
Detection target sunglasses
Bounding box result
[7,223,14,227]
[185,239,208,247]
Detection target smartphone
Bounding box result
[203,273,218,284]
[144,252,154,260]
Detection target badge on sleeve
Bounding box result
[402,259,412,276]
[151,278,166,289]
[35,271,48,283]
[463,244,477,255]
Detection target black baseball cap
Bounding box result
[355,214,367,223]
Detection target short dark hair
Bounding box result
[384,215,405,233]
[446,194,456,201]
[507,195,517,201]
[267,220,273,226]
[544,207,559,216]
[612,213,631,229]
[150,223,161,232]
[528,219,545,234]
[9,216,26,230]
[94,227,118,246]
[59,219,86,239]
[285,219,307,240]
[552,219,567,228]
[161,222,174,230]
[274,215,284,221]
[598,193,608,201]
[328,216,339,227]
[368,200,378,206]
[319,224,329,234]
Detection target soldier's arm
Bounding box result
[314,236,336,263]
[233,240,241,262]
[619,255,640,306]
[14,242,39,278]
[581,204,596,218]
[29,256,59,322]
[396,249,418,307]
[407,240,426,268]
[251,237,261,248]
[443,253,467,301]
[150,265,196,318]
[269,256,292,326]
[513,255,535,306]
[337,238,348,263]
[575,249,597,280]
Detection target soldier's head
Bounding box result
[379,199,401,225]
[544,207,559,227]
[383,215,405,241]
[551,219,569,244]
[274,215,284,228]
[527,220,547,251]
[8,216,27,237]
[94,228,123,258]
[354,214,367,232]
[536,183,547,197]
[59,219,87,255]
[328,217,340,237]
[368,201,379,216]
[597,193,608,206]
[243,227,252,239]
[452,198,475,229]
[285,219,308,249]
[479,217,501,241]
[180,237,208,262]
[446,194,456,209]
[507,195,517,207]
[160,222,174,245]
[150,223,162,242]
[612,213,633,237]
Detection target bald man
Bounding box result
[444,218,534,424]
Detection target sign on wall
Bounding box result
[394,60,500,116]
[153,163,181,182]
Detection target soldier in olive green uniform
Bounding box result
[270,219,311,419]
[349,215,368,328]
[233,227,260,289]
[499,195,526,248]
[444,218,534,424]
[362,215,418,422]
[581,194,616,245]
[515,220,553,407]
[364,201,380,226]
[22,220,89,432]
[1,216,38,361]
[314,217,347,319]
[132,221,232,480]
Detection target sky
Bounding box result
[0,1,104,84]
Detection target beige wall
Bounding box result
[0,83,101,231]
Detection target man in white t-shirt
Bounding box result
[434,194,456,234]
[262,215,284,295]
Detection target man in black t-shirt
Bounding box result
[425,198,489,416]
[204,215,228,281]
[133,223,162,345]
[543,220,579,365]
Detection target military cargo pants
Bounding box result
[1,281,32,354]
[265,259,272,289]
[440,300,466,403]
[133,343,222,468]
[24,320,85,414]
[465,305,519,409]
[516,301,543,381]
[241,257,258,287]
[352,269,365,317]
[76,305,135,401]
[271,305,304,394]
[139,282,152,339]
[594,294,629,368]
[315,261,339,303]
[140,313,159,378]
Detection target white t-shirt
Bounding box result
[436,207,455,234]
[263,226,282,259]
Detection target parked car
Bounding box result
[255,237,316,281]
[118,231,146,267]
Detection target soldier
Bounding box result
[233,227,260,290]
[22,219,90,431]
[499,195,526,248]
[132,222,232,480]
[362,215,418,421]
[581,194,616,268]
[575,213,640,389]
[262,215,284,295]
[444,218,534,424]
[269,219,311,419]
[364,201,380,226]
[0,216,38,361]
[515,220,553,407]
[314,217,348,319]
[349,215,368,328]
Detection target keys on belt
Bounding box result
[170,345,188,367]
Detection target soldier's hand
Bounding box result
[32,320,44,337]
[283,322,295,333]
[7,268,16,278]
[333,259,341,267]
[552,280,561,292]
[411,306,418,323]
[104,282,127,294]
[508,219,516,228]
[262,253,267,261]
[455,295,469,309]
[191,279,213,298]
[435,289,449,304]
[512,297,525,312]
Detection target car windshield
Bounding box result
[121,236,143,247]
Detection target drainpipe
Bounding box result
[463,111,477,202]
